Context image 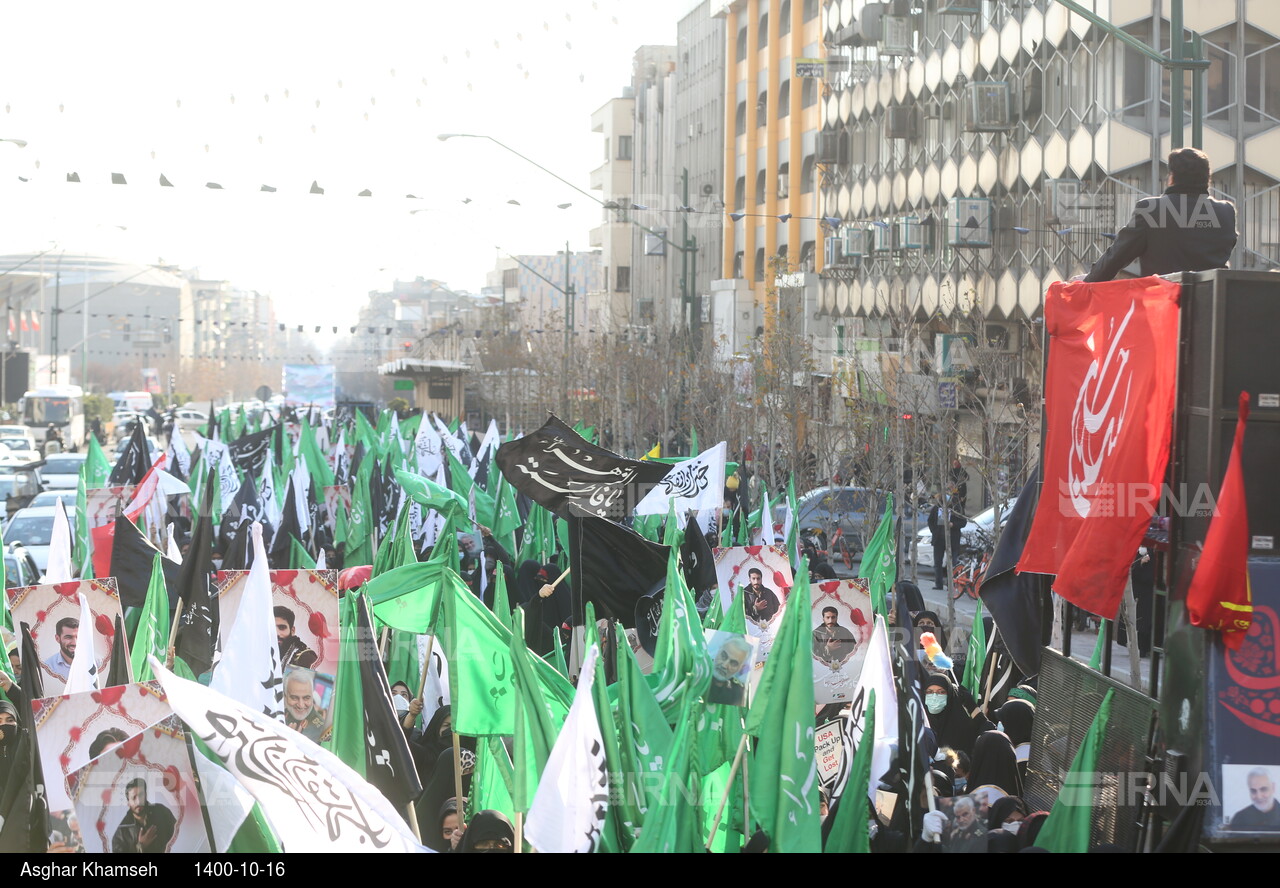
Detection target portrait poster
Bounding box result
[1220,764,1280,833]
[8,579,128,696]
[703,629,758,709]
[713,546,792,663]
[85,487,134,529]
[811,578,875,705]
[32,680,173,814]
[933,793,998,853]
[67,719,209,854]
[214,569,340,677]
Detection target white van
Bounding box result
[109,390,154,412]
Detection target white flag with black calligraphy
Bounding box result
[151,658,428,853]
[526,645,609,854]
[64,591,99,694]
[412,422,443,478]
[633,441,727,516]
[210,523,284,721]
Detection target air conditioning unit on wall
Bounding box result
[964,81,1012,131]
[948,198,992,247]
[886,106,920,140]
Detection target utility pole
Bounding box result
[51,262,61,384]
[562,241,574,418]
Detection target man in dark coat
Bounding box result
[111,778,176,853]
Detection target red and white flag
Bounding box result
[1018,277,1180,618]
[1186,392,1253,648]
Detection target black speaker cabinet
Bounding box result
[1173,270,1280,553]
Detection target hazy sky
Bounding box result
[0,0,695,332]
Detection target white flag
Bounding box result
[151,658,428,853]
[752,486,776,546]
[847,616,899,805]
[412,423,442,478]
[634,441,727,516]
[259,448,282,527]
[65,592,99,694]
[526,645,609,854]
[167,522,183,564]
[168,426,192,477]
[210,523,284,721]
[41,497,73,583]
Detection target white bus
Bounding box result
[20,384,85,451]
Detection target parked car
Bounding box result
[113,434,161,465]
[792,486,931,561]
[174,408,209,432]
[0,426,37,448]
[0,438,40,464]
[4,541,40,589]
[39,453,88,490]
[914,498,1019,568]
[2,504,77,572]
[0,466,43,518]
[29,489,78,509]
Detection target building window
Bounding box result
[800,240,816,271]
[802,78,818,108]
[736,100,747,135]
[756,169,768,204]
[754,247,766,281]
[616,266,631,292]
[616,135,633,160]
[502,268,517,288]
[758,13,769,49]
[735,175,746,211]
[777,80,791,118]
[734,251,745,278]
[780,0,791,36]
[757,89,767,120]
[801,154,816,193]
[737,25,747,61]
[803,0,818,22]
[778,161,790,198]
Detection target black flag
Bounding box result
[681,514,717,592]
[353,594,422,807]
[222,473,266,556]
[227,427,274,479]
[496,415,670,520]
[11,624,50,852]
[270,482,304,568]
[566,504,670,625]
[109,516,181,610]
[978,472,1048,677]
[104,615,130,689]
[174,474,219,676]
[108,421,152,486]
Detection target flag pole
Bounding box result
[452,730,465,825]
[740,730,751,849]
[165,597,184,668]
[514,811,523,853]
[704,732,749,849]
[539,567,571,597]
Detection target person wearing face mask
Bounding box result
[921,673,993,757]
[0,700,24,789]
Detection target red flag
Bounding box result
[91,523,116,579]
[1017,277,1180,618]
[29,310,40,332]
[19,314,28,333]
[1186,392,1252,649]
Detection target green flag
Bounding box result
[470,735,517,822]
[857,494,896,618]
[326,594,366,775]
[84,435,112,487]
[745,560,820,852]
[962,598,987,700]
[784,474,801,570]
[614,619,674,834]
[299,417,336,489]
[630,693,703,853]
[689,427,699,457]
[1089,620,1108,671]
[1035,689,1116,853]
[129,554,171,683]
[510,609,567,814]
[491,475,521,552]
[445,446,495,529]
[823,689,875,853]
[289,535,317,570]
[74,472,93,579]
[395,468,467,519]
[647,547,712,720]
[366,559,452,633]
[384,628,421,692]
[441,568,572,736]
[345,456,375,566]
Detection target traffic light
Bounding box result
[168,373,176,392]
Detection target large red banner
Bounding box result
[1018,277,1180,618]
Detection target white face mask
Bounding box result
[1002,820,1022,835]
[996,721,1005,733]
[393,695,410,714]
[925,693,947,714]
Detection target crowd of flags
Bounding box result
[0,275,1260,853]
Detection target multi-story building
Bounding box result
[181,278,274,366]
[813,0,1280,484]
[590,89,638,329]
[711,0,828,357]
[626,3,728,339]
[486,251,604,332]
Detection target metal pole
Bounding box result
[1171,0,1184,150]
[562,242,572,417]
[1190,32,1204,150]
[51,261,61,384]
